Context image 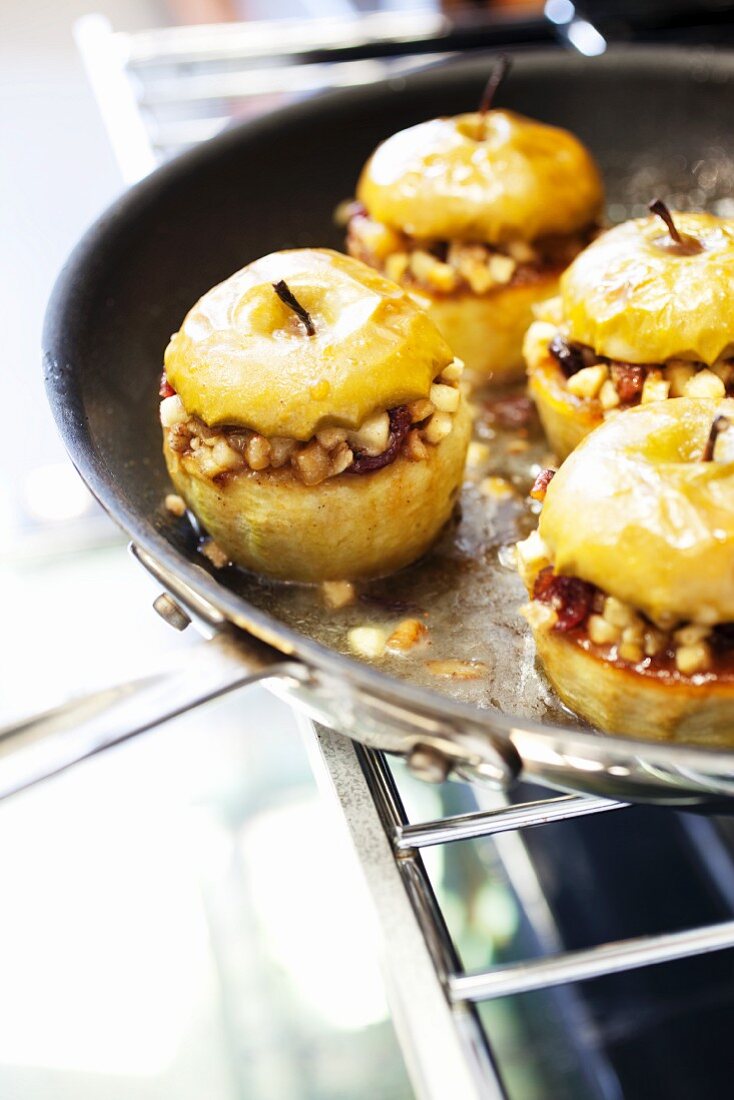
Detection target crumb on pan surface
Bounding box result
[200,538,229,569]
[425,658,488,680]
[164,493,186,516]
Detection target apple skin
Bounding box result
[520,395,734,743]
[539,398,734,626]
[164,248,453,440]
[562,211,734,365]
[411,272,562,384]
[529,615,734,745]
[357,110,603,245]
[354,110,601,384]
[527,213,734,459]
[164,400,472,583]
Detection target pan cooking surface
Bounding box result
[46,49,734,731]
[160,140,734,726]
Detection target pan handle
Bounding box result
[0,543,520,799]
[0,625,304,802]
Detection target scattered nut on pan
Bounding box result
[321,580,357,610]
[165,493,186,517]
[425,659,488,680]
[348,626,388,660]
[200,538,229,569]
[480,476,516,500]
[386,618,430,653]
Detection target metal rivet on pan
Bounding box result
[152,593,191,631]
[407,744,451,784]
[453,737,521,791]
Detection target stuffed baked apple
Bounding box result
[346,59,604,384]
[517,398,734,743]
[526,203,734,460]
[160,248,471,582]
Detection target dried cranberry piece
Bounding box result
[549,335,587,377]
[533,566,595,632]
[530,467,555,502]
[533,566,556,601]
[610,363,645,405]
[350,405,412,474]
[159,372,175,399]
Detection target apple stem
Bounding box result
[648,198,704,256]
[702,415,731,461]
[273,280,315,336]
[479,54,512,119]
[648,199,684,244]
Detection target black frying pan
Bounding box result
[16,47,734,807]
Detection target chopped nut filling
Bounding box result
[346,206,598,297]
[541,330,734,414]
[526,564,731,677]
[161,360,463,486]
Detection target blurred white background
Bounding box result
[0,2,422,1095]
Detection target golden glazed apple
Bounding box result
[160,248,471,582]
[517,398,734,744]
[346,77,603,384]
[526,206,734,460]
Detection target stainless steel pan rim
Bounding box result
[34,45,734,806]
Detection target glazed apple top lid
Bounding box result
[356,110,604,246]
[561,211,734,366]
[164,249,454,440]
[539,398,734,625]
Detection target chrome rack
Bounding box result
[74,8,557,184]
[311,725,734,1100]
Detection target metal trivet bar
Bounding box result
[74,12,443,182]
[449,919,734,1002]
[357,745,734,1000]
[74,8,554,185]
[393,791,626,850]
[308,724,507,1100]
[305,730,734,1097]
